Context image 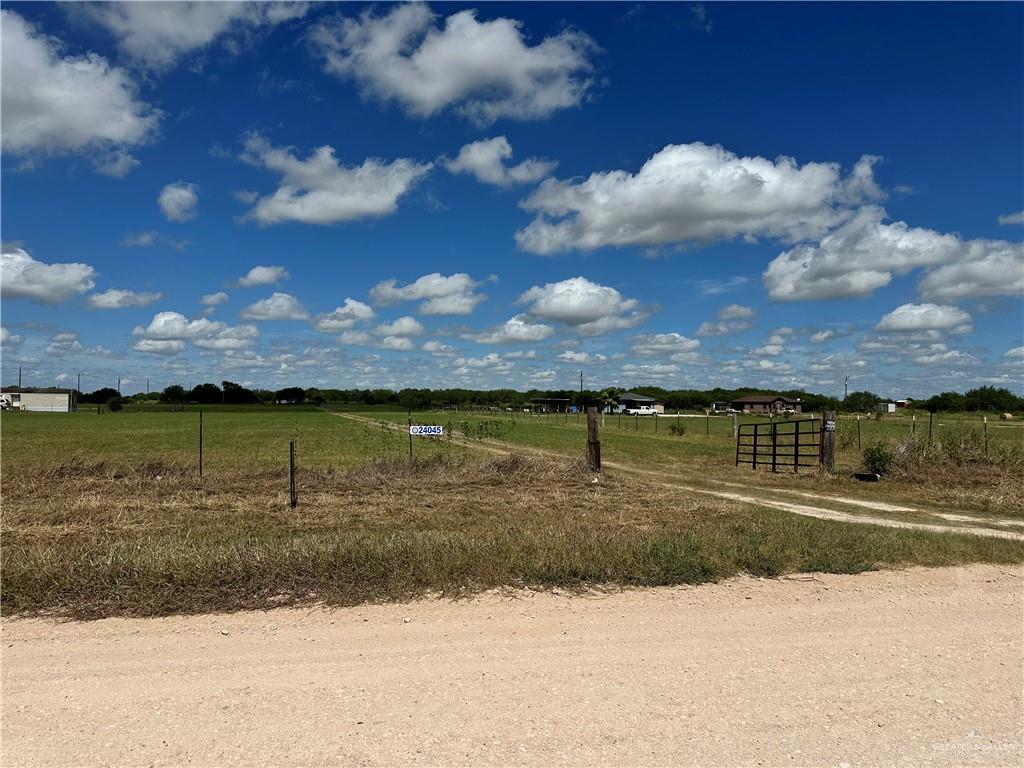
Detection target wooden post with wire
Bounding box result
[820,410,837,472]
[586,406,601,472]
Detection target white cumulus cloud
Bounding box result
[1,247,96,303]
[370,272,485,315]
[631,332,701,359]
[998,211,1024,226]
[310,4,596,125]
[133,311,224,339]
[132,338,186,355]
[373,316,424,337]
[517,276,646,336]
[444,136,556,187]
[313,298,376,332]
[87,288,161,309]
[469,315,554,344]
[696,303,755,336]
[240,292,309,321]
[764,206,1023,301]
[238,265,288,287]
[0,11,159,160]
[516,144,880,255]
[875,303,973,334]
[158,182,199,222]
[240,134,431,226]
[1,327,24,348]
[70,1,309,72]
[201,291,229,306]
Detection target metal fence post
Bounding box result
[771,421,778,473]
[198,409,204,477]
[289,439,297,508]
[857,415,862,450]
[408,409,413,462]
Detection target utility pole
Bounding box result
[579,370,584,393]
[117,376,121,394]
[18,366,22,388]
[844,375,849,401]
[146,378,149,394]
[77,372,81,393]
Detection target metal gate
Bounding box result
[735,418,821,473]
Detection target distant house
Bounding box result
[730,394,801,414]
[895,399,912,409]
[876,402,897,414]
[529,397,572,413]
[0,387,78,412]
[610,392,665,414]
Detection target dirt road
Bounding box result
[3,565,1022,767]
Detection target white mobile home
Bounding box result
[1,388,78,412]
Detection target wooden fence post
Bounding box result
[586,407,601,472]
[732,412,738,438]
[857,414,862,450]
[821,410,836,472]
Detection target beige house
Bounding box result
[730,395,802,414]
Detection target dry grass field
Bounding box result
[3,407,1023,619]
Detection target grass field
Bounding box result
[3,406,1022,619]
[347,407,1024,517]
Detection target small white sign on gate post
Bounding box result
[409,425,444,437]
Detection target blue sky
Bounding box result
[2,1,1022,396]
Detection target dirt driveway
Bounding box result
[3,565,1022,767]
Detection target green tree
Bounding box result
[843,391,881,413]
[160,384,187,403]
[190,383,223,404]
[222,381,258,405]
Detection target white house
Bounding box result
[1,388,78,412]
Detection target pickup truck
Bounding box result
[624,405,658,415]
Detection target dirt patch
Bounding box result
[3,565,1021,767]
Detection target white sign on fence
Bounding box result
[409,425,444,436]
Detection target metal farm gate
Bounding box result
[735,418,822,473]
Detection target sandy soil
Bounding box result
[3,566,1022,768]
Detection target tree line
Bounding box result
[74,381,1024,414]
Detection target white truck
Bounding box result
[624,404,658,415]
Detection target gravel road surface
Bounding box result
[3,565,1022,767]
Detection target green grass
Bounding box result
[0,407,460,473]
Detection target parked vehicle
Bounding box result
[624,405,658,415]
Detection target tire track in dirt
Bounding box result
[325,410,1024,542]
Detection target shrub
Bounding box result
[105,396,124,413]
[668,421,687,436]
[862,442,895,475]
